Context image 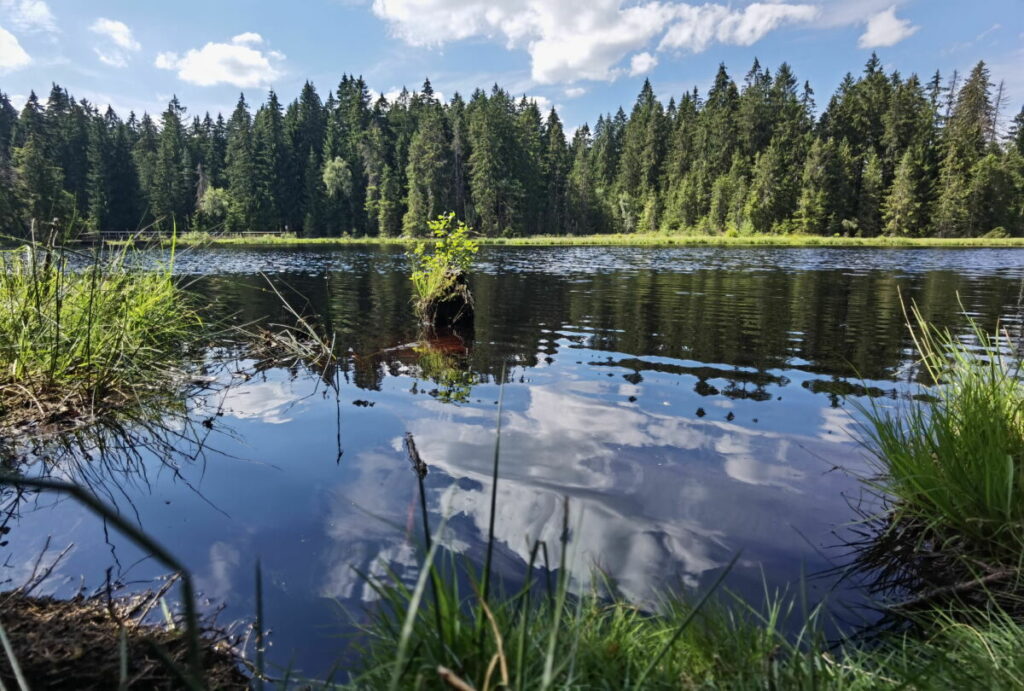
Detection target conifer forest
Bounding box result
[2,55,1022,239]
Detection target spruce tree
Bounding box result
[224,94,256,231]
[883,149,928,236]
[857,151,884,236]
[152,97,193,229]
[934,62,993,236]
[402,108,450,236]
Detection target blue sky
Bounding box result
[0,0,1021,131]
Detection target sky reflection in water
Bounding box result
[5,245,1024,677]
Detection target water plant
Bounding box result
[0,236,203,431]
[408,213,479,327]
[857,305,1024,610]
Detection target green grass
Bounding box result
[0,241,203,425]
[153,231,1024,249]
[351,565,1024,690]
[858,306,1024,567]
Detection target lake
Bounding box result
[6,245,1024,679]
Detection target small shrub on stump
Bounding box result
[409,213,479,327]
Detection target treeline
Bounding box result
[1,55,1022,238]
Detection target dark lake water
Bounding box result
[7,245,1024,679]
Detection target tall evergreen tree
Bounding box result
[152,97,193,229]
[934,61,994,236]
[224,94,257,231]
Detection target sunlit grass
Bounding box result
[859,306,1024,567]
[0,242,203,425]
[155,232,1024,248]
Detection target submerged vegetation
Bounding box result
[0,239,202,432]
[409,212,478,327]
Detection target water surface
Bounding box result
[7,245,1024,678]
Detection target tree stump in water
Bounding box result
[418,271,474,328]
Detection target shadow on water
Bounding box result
[3,245,1024,679]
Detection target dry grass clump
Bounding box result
[0,588,248,689]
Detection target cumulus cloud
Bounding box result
[155,33,284,88]
[0,23,29,72]
[89,18,140,67]
[857,6,918,48]
[659,2,818,53]
[371,1,822,84]
[629,51,657,76]
[524,93,552,111]
[564,86,586,98]
[0,0,54,33]
[231,31,263,45]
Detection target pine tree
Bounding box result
[857,151,884,236]
[14,134,72,226]
[567,124,599,234]
[1007,107,1024,156]
[85,112,109,230]
[152,97,193,229]
[252,91,288,230]
[541,109,569,232]
[224,94,256,231]
[883,149,928,236]
[934,62,993,236]
[402,107,450,235]
[795,137,841,235]
[0,91,18,164]
[744,140,787,233]
[132,113,159,224]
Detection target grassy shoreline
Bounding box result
[0,242,203,434]
[119,231,1024,249]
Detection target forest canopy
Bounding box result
[1,55,1022,239]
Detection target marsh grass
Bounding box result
[161,232,1024,249]
[856,304,1024,609]
[0,239,202,430]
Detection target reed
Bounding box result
[0,238,202,428]
[858,306,1024,568]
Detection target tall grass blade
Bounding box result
[634,551,742,688]
[389,534,442,691]
[0,619,29,691]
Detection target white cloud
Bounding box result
[0,0,54,33]
[231,31,264,45]
[155,33,285,88]
[372,1,821,84]
[858,6,918,48]
[659,3,819,53]
[372,86,446,103]
[629,51,657,76]
[89,18,140,68]
[0,24,29,72]
[524,93,552,111]
[564,86,586,98]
